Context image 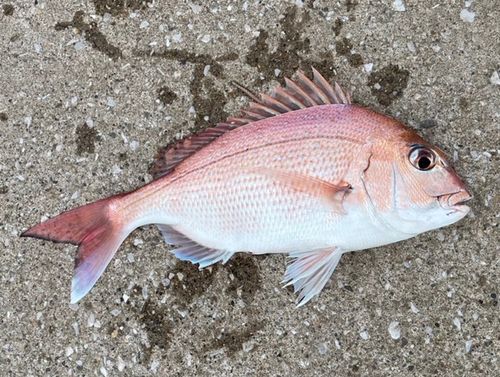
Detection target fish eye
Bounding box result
[409,146,437,171]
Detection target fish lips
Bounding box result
[438,190,472,215]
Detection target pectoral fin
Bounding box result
[283,248,342,307]
[252,167,351,214]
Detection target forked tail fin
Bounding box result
[21,193,130,303]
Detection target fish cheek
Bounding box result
[361,158,395,212]
[406,162,459,199]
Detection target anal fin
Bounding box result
[283,248,342,307]
[157,225,234,268]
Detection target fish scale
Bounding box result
[22,68,471,306]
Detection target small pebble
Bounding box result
[393,0,405,12]
[74,42,86,51]
[490,71,500,86]
[130,141,139,151]
[389,321,401,340]
[243,341,255,352]
[460,9,475,23]
[359,331,370,340]
[150,360,160,371]
[318,342,328,354]
[465,340,473,353]
[117,356,125,372]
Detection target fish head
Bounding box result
[364,127,471,236]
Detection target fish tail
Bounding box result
[21,193,130,303]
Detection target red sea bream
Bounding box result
[22,68,471,306]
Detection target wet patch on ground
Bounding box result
[75,123,100,155]
[55,11,122,60]
[2,4,14,16]
[92,0,146,16]
[246,7,326,84]
[202,321,264,357]
[368,64,410,106]
[138,299,174,361]
[225,254,262,304]
[346,0,359,13]
[419,119,439,129]
[332,18,343,36]
[335,37,364,68]
[245,6,358,89]
[157,86,178,106]
[136,49,238,131]
[169,261,219,307]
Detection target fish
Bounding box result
[21,68,471,306]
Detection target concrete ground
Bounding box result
[1,0,499,375]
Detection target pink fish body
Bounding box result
[22,69,471,306]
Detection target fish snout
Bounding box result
[439,189,472,213]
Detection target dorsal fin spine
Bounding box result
[297,71,331,105]
[285,78,319,107]
[260,93,294,112]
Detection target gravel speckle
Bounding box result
[460,9,475,23]
[389,321,401,340]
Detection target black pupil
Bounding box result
[418,155,431,170]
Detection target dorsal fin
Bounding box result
[152,68,351,179]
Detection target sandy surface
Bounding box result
[1,1,499,375]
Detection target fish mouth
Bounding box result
[438,190,472,214]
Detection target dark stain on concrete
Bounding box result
[139,299,174,360]
[368,64,410,106]
[3,4,14,16]
[135,48,238,130]
[169,261,218,306]
[419,119,439,129]
[335,37,364,68]
[92,0,146,16]
[189,68,229,131]
[246,7,319,84]
[157,86,178,106]
[225,254,262,303]
[346,0,358,12]
[55,11,122,60]
[75,123,100,155]
[0,113,8,121]
[204,321,264,356]
[459,97,470,111]
[335,37,352,56]
[332,18,343,36]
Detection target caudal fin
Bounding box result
[21,193,129,303]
